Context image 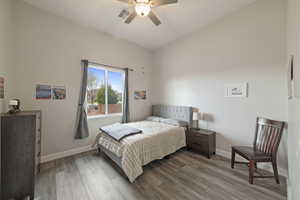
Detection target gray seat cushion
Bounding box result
[232,146,272,161]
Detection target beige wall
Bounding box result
[287,0,300,199]
[13,1,153,158]
[0,0,16,112]
[153,0,288,174]
[4,0,293,182]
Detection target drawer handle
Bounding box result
[193,135,203,137]
[191,135,208,140]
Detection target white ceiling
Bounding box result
[23,0,257,50]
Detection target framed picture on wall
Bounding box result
[134,90,146,100]
[52,86,66,100]
[225,83,248,98]
[287,55,294,99]
[292,56,300,98]
[0,77,4,99]
[36,84,51,100]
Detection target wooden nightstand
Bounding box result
[187,128,216,159]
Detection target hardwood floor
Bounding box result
[35,150,287,200]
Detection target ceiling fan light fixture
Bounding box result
[135,3,151,17]
[117,0,178,26]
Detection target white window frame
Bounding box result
[87,64,125,119]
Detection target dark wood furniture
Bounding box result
[187,128,216,158]
[1,111,42,200]
[231,117,285,184]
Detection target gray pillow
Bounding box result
[160,118,188,127]
[146,116,164,122]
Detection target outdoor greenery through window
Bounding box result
[87,65,124,116]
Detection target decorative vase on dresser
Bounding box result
[0,111,42,200]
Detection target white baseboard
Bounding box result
[216,149,288,178]
[41,145,95,163]
[40,146,288,177]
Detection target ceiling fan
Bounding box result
[117,0,178,26]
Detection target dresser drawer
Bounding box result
[188,133,208,143]
[189,133,208,140]
[189,141,208,151]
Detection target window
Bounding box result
[86,65,124,117]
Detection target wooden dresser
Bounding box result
[0,111,42,200]
[187,128,216,159]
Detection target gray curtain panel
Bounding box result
[122,68,130,123]
[75,60,89,139]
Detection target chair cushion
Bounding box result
[232,146,272,161]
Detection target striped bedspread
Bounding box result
[96,121,186,182]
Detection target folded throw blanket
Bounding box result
[99,123,142,141]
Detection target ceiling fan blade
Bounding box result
[125,12,137,24]
[151,0,178,7]
[118,9,130,19]
[148,11,161,26]
[116,0,134,4]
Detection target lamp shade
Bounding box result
[193,112,200,120]
[9,100,18,106]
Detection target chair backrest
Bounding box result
[253,117,285,155]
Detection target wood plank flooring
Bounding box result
[35,150,287,200]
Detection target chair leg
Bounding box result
[231,149,235,169]
[272,160,280,184]
[249,160,255,184]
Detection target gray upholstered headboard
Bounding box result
[152,104,193,127]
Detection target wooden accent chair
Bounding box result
[231,117,285,184]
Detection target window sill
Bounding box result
[87,113,122,120]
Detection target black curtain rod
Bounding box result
[83,60,134,71]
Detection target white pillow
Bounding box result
[160,118,188,127]
[146,116,164,122]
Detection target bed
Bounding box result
[97,105,193,182]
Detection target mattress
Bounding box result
[97,121,186,182]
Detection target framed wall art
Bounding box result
[36,84,51,100]
[134,90,146,100]
[287,55,294,99]
[0,77,4,99]
[52,86,66,100]
[225,83,248,98]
